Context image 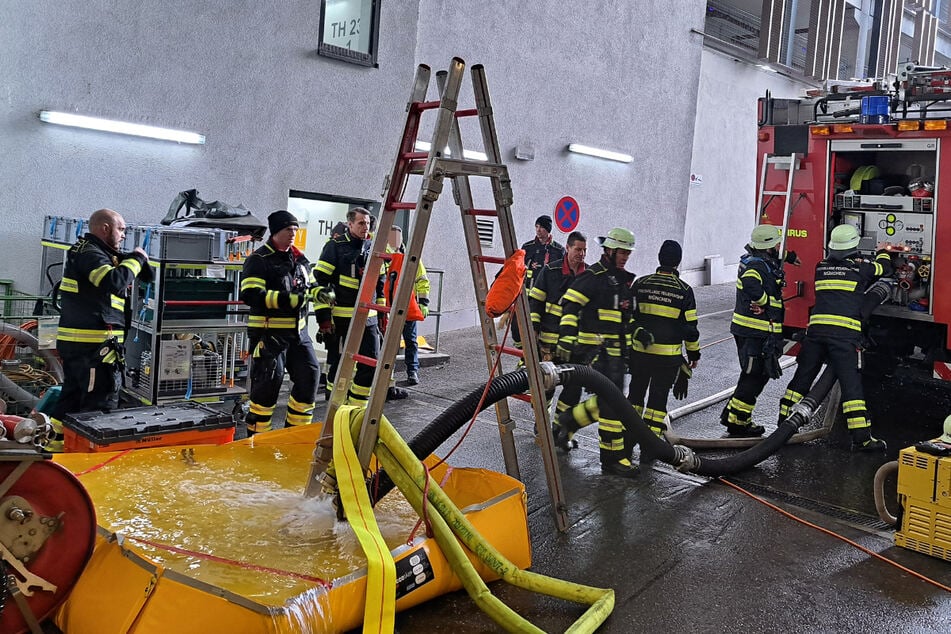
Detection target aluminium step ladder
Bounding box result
[304,57,569,531]
[757,152,801,256]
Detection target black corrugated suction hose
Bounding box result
[368,361,839,502]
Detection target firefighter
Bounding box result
[627,240,700,440]
[554,227,647,478]
[721,224,799,436]
[778,224,893,451]
[315,207,407,404]
[239,211,330,436]
[48,208,151,452]
[529,231,587,423]
[512,215,566,354]
[386,226,430,386]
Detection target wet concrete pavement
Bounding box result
[243,281,951,632]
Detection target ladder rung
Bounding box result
[763,191,789,195]
[411,100,441,111]
[407,160,427,174]
[493,344,523,358]
[476,255,505,264]
[455,108,479,117]
[377,252,394,261]
[389,202,417,210]
[510,393,532,403]
[400,151,429,160]
[467,208,498,217]
[352,354,378,367]
[362,302,390,314]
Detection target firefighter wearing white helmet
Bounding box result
[554,226,647,478]
[779,223,893,451]
[721,223,800,436]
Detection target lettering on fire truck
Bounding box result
[787,229,807,238]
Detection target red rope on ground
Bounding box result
[71,450,134,476]
[719,477,951,594]
[125,535,332,589]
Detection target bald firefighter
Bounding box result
[554,227,646,478]
[778,224,893,451]
[721,224,799,436]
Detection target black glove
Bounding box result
[672,360,692,400]
[764,353,783,379]
[633,327,654,348]
[784,250,801,266]
[686,348,701,363]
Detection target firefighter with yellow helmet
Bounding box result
[721,223,799,436]
[778,224,893,451]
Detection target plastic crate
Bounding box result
[63,402,235,452]
[42,215,72,244]
[138,227,216,262]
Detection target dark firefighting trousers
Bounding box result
[49,341,123,451]
[779,335,871,436]
[245,332,319,435]
[332,317,381,405]
[722,335,774,428]
[627,350,681,437]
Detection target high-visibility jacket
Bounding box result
[521,236,565,285]
[315,231,384,321]
[559,255,634,358]
[730,249,785,338]
[630,267,700,358]
[529,258,586,346]
[240,241,329,336]
[807,250,892,340]
[57,233,146,353]
[383,250,425,322]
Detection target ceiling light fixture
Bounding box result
[39,110,206,144]
[567,143,632,163]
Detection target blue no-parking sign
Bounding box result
[554,196,580,232]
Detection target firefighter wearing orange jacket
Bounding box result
[721,224,799,436]
[778,224,893,451]
[627,240,700,440]
[240,211,330,436]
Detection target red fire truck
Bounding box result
[756,65,951,382]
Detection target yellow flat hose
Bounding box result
[333,406,396,633]
[371,414,615,633]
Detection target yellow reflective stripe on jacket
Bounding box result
[684,308,698,321]
[89,264,113,287]
[632,341,683,355]
[265,290,280,309]
[241,276,266,291]
[315,260,335,276]
[110,294,125,311]
[247,315,306,330]
[560,314,579,327]
[638,303,681,319]
[546,303,563,316]
[685,340,700,352]
[562,288,589,306]
[808,313,862,331]
[60,277,79,293]
[538,331,559,344]
[815,279,858,292]
[528,286,547,302]
[119,258,142,277]
[742,269,763,283]
[768,297,783,308]
[57,327,124,344]
[331,306,379,319]
[338,275,360,290]
[597,308,622,323]
[732,314,782,333]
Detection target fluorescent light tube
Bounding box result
[415,140,487,161]
[39,110,206,144]
[567,144,632,163]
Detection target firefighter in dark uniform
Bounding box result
[529,231,587,416]
[48,208,150,452]
[721,224,799,436]
[315,207,407,404]
[513,215,566,353]
[240,211,329,436]
[554,227,646,478]
[778,224,893,451]
[627,240,701,439]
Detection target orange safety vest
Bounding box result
[384,252,424,322]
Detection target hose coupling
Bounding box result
[538,361,560,391]
[670,445,700,473]
[787,401,815,429]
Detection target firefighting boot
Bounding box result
[850,427,886,452]
[600,458,640,479]
[552,410,579,451]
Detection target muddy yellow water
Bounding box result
[64,442,422,606]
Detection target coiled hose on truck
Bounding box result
[369,363,837,502]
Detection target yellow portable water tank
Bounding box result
[894,445,951,561]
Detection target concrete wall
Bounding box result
[684,49,809,285]
[415,0,708,330]
[0,0,419,289]
[4,0,713,334]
